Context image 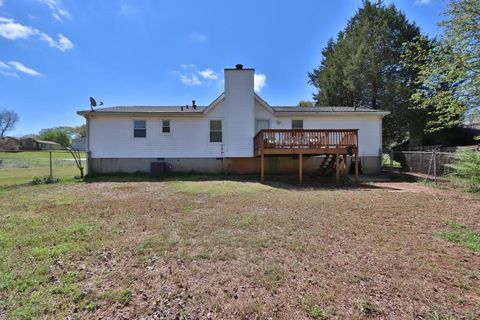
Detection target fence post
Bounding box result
[433,150,437,183]
[390,149,394,176]
[49,147,53,178]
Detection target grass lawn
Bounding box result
[0,178,479,319]
[0,151,85,187]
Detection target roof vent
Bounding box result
[235,64,243,70]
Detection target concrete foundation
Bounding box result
[89,156,381,175]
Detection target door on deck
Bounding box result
[255,119,270,134]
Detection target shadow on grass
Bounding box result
[83,171,409,191]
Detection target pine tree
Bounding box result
[308,1,421,145]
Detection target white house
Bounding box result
[78,64,389,181]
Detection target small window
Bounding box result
[133,120,146,138]
[292,120,303,129]
[162,120,170,133]
[210,120,222,142]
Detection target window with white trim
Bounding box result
[209,120,222,142]
[162,120,170,133]
[133,120,146,138]
[292,119,303,129]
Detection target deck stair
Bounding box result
[319,155,334,175]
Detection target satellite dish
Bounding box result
[89,97,104,111]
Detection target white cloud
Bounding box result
[198,68,218,80]
[414,0,431,5]
[40,32,73,51]
[8,61,43,76]
[254,73,267,92]
[0,60,42,77]
[38,0,71,22]
[189,32,207,42]
[179,74,202,86]
[0,17,37,40]
[0,60,18,77]
[0,17,73,51]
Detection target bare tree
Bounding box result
[64,146,85,179]
[0,109,19,138]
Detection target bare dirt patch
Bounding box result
[1,180,479,319]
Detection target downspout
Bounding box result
[86,115,92,175]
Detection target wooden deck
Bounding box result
[253,129,360,183]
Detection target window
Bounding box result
[255,119,270,133]
[133,120,146,138]
[292,120,303,129]
[209,120,222,142]
[162,120,170,133]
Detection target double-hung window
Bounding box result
[162,120,170,133]
[209,120,222,142]
[133,120,147,138]
[292,120,303,129]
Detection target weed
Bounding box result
[119,289,132,305]
[358,298,377,316]
[306,304,328,319]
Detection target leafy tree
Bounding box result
[73,124,86,138]
[0,109,19,138]
[298,100,314,107]
[38,128,71,146]
[308,1,422,145]
[407,0,480,132]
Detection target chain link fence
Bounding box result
[0,150,85,187]
[382,147,458,180]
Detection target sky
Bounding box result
[0,0,447,136]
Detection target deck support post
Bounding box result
[260,153,265,183]
[343,154,347,176]
[335,154,340,184]
[299,153,303,184]
[354,151,359,183]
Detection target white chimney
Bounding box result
[223,64,255,157]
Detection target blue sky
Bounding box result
[1,0,446,136]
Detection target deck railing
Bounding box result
[254,129,359,156]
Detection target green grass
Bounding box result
[0,187,104,318]
[382,153,402,169]
[440,221,480,252]
[0,151,85,187]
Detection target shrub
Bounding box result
[447,149,480,191]
[30,176,60,185]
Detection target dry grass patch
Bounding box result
[0,179,479,319]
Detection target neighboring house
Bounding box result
[0,136,21,151]
[71,137,86,151]
[78,64,389,181]
[20,138,61,151]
